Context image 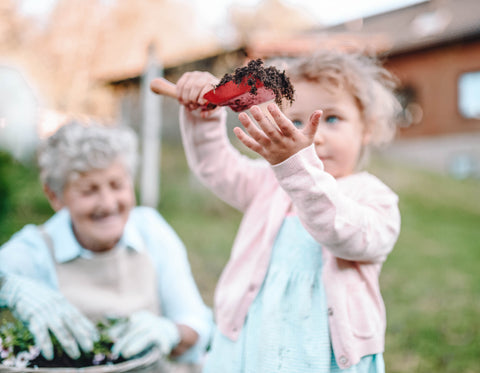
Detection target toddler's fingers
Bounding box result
[233,127,262,154]
[238,111,271,147]
[304,110,323,139]
[249,106,281,143]
[267,103,296,138]
[176,73,194,107]
[176,72,206,107]
[189,72,218,103]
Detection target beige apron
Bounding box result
[41,228,160,322]
[41,229,199,373]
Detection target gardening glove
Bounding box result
[0,274,99,360]
[109,310,180,359]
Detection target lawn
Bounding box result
[0,145,479,373]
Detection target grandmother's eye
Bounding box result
[292,120,303,128]
[81,187,96,195]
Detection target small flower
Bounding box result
[1,357,15,367]
[15,351,31,368]
[93,353,106,365]
[28,345,41,360]
[1,349,11,359]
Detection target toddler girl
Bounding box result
[175,49,401,372]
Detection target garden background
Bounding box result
[2,0,480,372]
[0,143,479,373]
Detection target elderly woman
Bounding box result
[0,121,212,368]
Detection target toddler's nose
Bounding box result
[313,128,326,145]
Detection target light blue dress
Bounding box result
[204,216,385,373]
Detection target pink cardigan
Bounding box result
[180,108,401,369]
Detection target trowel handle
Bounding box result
[150,78,177,98]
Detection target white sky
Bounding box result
[193,0,426,28]
[19,0,426,28]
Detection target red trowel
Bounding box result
[150,76,276,112]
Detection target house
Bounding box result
[244,0,480,177]
[322,0,480,177]
[100,0,480,177]
[247,0,480,139]
[105,0,480,141]
[329,0,480,139]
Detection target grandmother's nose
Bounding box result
[98,188,118,210]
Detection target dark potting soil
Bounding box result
[216,59,295,106]
[28,350,126,368]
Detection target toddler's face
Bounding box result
[283,80,370,179]
[59,160,135,252]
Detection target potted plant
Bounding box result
[0,311,162,372]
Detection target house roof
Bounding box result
[90,0,223,82]
[322,0,480,54]
[247,0,480,58]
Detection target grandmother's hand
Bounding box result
[0,274,99,360]
[108,310,181,358]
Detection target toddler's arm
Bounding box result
[176,72,275,212]
[236,103,400,262]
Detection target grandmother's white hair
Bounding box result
[38,121,138,197]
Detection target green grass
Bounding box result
[369,157,480,373]
[1,146,479,372]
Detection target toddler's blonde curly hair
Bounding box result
[277,49,402,169]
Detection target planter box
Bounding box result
[0,348,163,373]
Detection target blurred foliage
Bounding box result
[0,145,479,372]
[0,151,51,244]
[0,152,11,220]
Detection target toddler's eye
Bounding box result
[325,115,339,124]
[292,120,303,128]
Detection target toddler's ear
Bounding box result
[43,184,64,212]
[362,124,374,145]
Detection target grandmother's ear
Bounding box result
[43,184,64,211]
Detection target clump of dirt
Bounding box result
[216,59,295,106]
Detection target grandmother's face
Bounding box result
[60,160,135,252]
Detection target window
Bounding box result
[395,85,423,128]
[0,66,39,161]
[458,71,480,119]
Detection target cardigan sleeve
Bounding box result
[179,107,273,212]
[272,145,400,262]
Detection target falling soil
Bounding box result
[216,59,295,107]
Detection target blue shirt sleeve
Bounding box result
[0,224,58,289]
[130,207,213,363]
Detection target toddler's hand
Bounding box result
[236,104,322,165]
[176,71,219,116]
